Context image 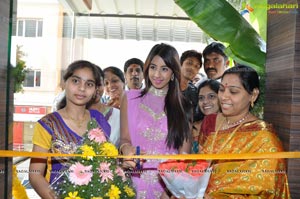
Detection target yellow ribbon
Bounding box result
[2,150,300,160]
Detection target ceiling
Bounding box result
[59,0,244,43]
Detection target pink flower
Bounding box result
[69,162,93,185]
[88,128,107,143]
[97,162,113,183]
[115,166,126,182]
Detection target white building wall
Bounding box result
[73,38,206,70]
[12,0,207,119]
[13,0,62,111]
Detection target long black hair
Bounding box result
[57,60,101,110]
[142,43,192,150]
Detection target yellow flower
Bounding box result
[124,185,135,197]
[100,142,118,156]
[106,184,121,199]
[91,197,103,199]
[65,191,82,199]
[81,144,96,160]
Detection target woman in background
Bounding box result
[103,66,125,109]
[90,65,120,146]
[192,79,220,153]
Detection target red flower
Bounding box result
[158,160,211,198]
[187,160,209,177]
[158,160,209,177]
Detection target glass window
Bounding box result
[35,71,41,86]
[24,70,34,87]
[25,20,36,37]
[37,20,43,37]
[17,20,23,36]
[16,19,43,37]
[24,70,41,87]
[63,15,72,38]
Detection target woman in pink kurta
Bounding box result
[120,43,193,198]
[126,88,177,198]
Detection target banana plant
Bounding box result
[249,0,267,42]
[175,0,266,73]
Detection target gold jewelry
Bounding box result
[210,118,244,154]
[119,143,131,154]
[222,112,250,130]
[251,101,254,108]
[149,86,168,97]
[66,109,87,128]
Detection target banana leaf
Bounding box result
[249,0,267,41]
[175,0,266,72]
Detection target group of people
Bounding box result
[29,42,290,199]
[93,57,145,110]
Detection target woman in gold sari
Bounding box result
[199,65,290,198]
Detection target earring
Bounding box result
[251,101,254,108]
[171,74,174,81]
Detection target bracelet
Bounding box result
[119,143,131,154]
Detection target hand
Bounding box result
[121,145,146,169]
[160,191,170,199]
[49,188,58,199]
[107,98,120,109]
[159,192,186,199]
[170,196,185,199]
[121,144,137,169]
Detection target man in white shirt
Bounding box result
[123,58,144,90]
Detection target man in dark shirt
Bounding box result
[203,42,229,80]
[180,50,203,122]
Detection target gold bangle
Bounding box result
[119,143,131,154]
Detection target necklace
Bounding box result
[222,112,250,130]
[149,86,168,97]
[210,117,244,154]
[65,109,87,128]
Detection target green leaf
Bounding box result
[87,118,99,130]
[11,45,28,93]
[174,0,266,72]
[249,0,267,41]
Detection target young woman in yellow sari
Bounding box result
[199,65,290,198]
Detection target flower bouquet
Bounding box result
[52,119,135,199]
[158,160,211,199]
